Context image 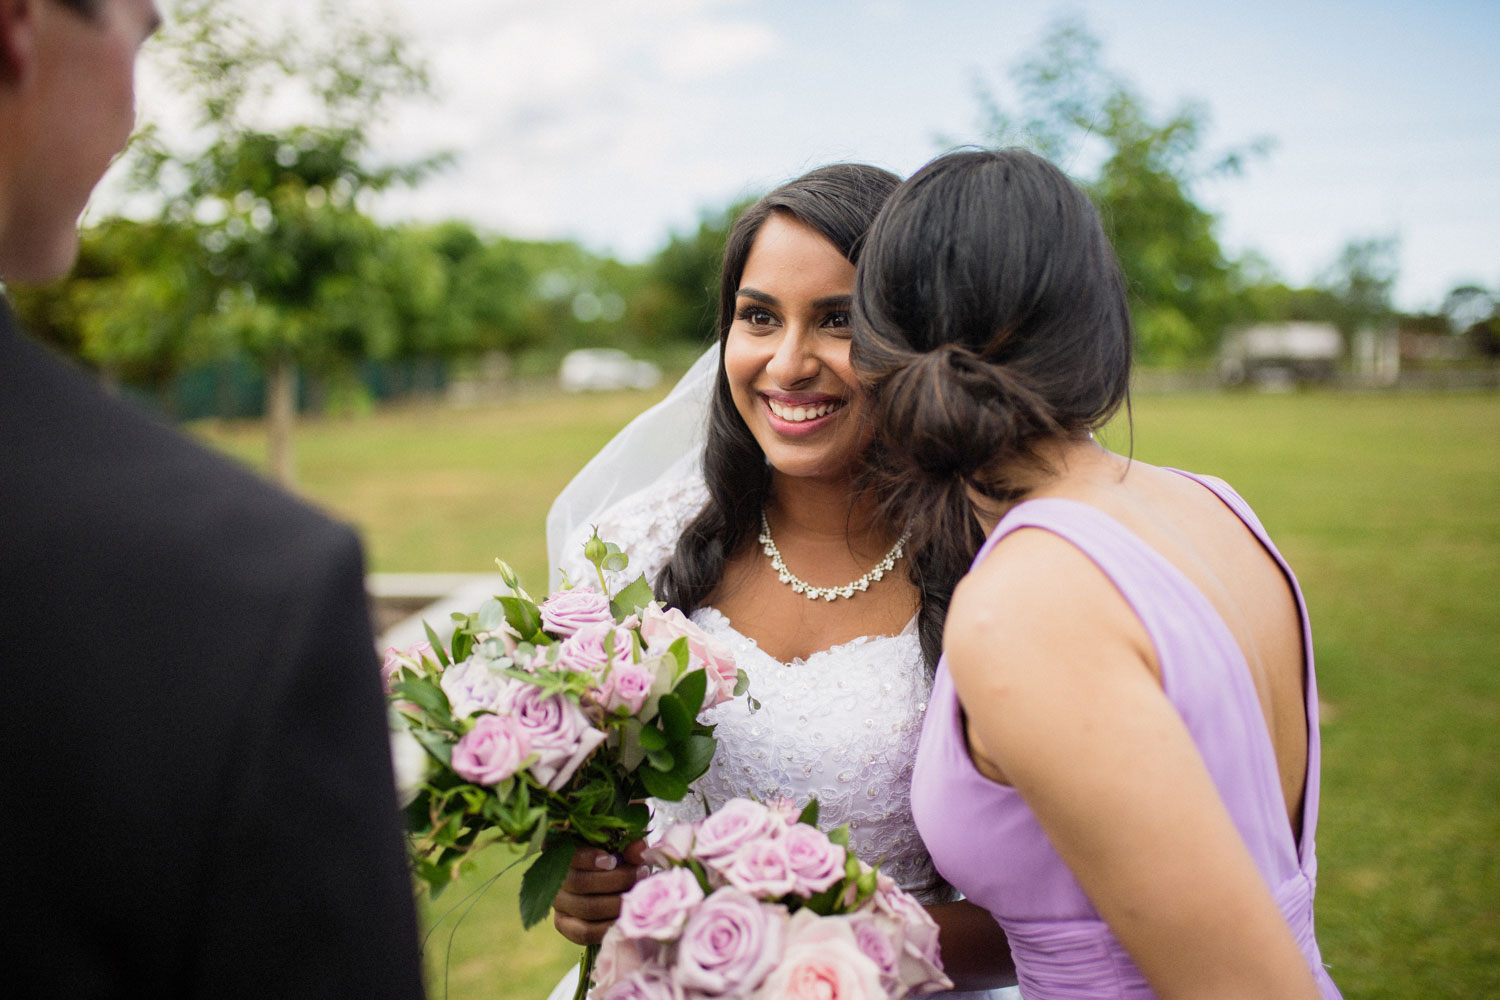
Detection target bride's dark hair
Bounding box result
[852,148,1133,666]
[656,163,901,623]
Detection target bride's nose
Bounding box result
[766,327,819,387]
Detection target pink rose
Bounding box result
[643,822,696,868]
[783,822,847,896]
[846,913,900,992]
[599,966,681,1000]
[381,640,435,691]
[639,604,738,709]
[540,586,614,637]
[451,714,530,786]
[868,880,951,994]
[557,623,636,677]
[593,931,656,990]
[439,657,513,718]
[752,911,884,1000]
[603,659,657,714]
[691,798,778,863]
[501,683,607,790]
[673,888,785,997]
[721,836,797,898]
[618,867,705,941]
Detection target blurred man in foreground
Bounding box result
[0,1,426,993]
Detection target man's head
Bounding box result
[0,0,159,284]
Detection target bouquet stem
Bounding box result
[572,943,599,1000]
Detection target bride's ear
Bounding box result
[0,0,39,86]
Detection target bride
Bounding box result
[547,163,1018,995]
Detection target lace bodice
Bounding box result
[557,469,952,905]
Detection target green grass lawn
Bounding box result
[193,386,1500,999]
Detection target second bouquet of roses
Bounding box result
[383,531,747,932]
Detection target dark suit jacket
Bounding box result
[0,300,425,997]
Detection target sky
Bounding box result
[120,0,1500,313]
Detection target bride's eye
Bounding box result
[736,306,776,329]
[825,310,850,329]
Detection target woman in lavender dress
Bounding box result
[853,148,1342,999]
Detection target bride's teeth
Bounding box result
[770,398,842,422]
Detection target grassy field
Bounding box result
[194,386,1500,999]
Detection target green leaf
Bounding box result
[392,677,454,726]
[645,747,675,771]
[671,668,708,718]
[734,667,751,698]
[409,725,454,767]
[518,837,576,929]
[500,595,544,641]
[423,622,451,667]
[674,734,716,783]
[829,825,851,849]
[609,573,655,619]
[477,598,505,633]
[797,799,820,828]
[451,629,474,664]
[657,692,692,744]
[638,766,689,801]
[618,718,646,772]
[637,725,668,752]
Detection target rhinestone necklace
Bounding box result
[757,511,911,602]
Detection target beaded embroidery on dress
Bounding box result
[557,465,951,906]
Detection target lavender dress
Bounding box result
[911,471,1341,999]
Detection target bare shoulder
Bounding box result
[945,525,1157,703]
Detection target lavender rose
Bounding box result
[439,656,513,718]
[643,822,696,868]
[847,912,901,993]
[540,586,614,637]
[691,798,778,864]
[599,966,680,1000]
[721,836,797,898]
[674,888,785,997]
[451,714,530,786]
[783,822,847,896]
[869,874,951,994]
[618,867,705,941]
[556,623,636,677]
[603,659,658,714]
[593,932,658,991]
[502,682,607,790]
[381,640,434,692]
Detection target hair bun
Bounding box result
[872,342,1056,483]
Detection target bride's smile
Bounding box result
[764,392,846,429]
[724,212,867,483]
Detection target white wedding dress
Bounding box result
[554,465,1019,999]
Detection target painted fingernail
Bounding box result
[594,853,619,871]
[637,865,651,881]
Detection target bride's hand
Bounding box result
[552,840,650,946]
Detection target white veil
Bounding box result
[545,344,720,588]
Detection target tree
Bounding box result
[1319,236,1400,342]
[969,18,1269,363]
[129,0,440,486]
[632,201,745,348]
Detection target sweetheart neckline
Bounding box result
[695,605,919,668]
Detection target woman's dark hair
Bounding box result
[851,148,1133,667]
[656,163,901,619]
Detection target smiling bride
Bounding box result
[546,163,1019,996]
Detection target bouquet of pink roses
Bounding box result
[383,532,746,937]
[591,797,953,1000]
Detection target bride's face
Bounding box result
[724,213,867,485]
